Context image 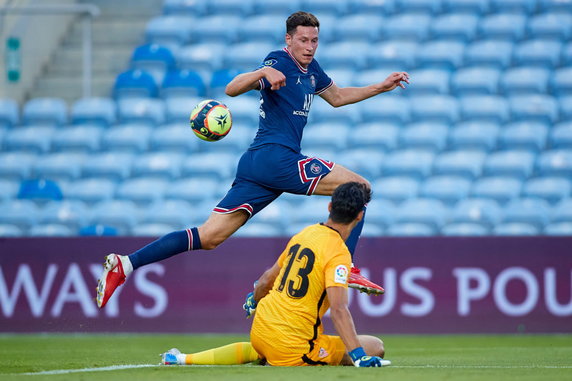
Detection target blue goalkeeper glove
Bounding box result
[243,291,257,318]
[349,347,383,368]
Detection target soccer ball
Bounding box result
[190,99,232,142]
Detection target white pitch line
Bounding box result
[16,364,158,376]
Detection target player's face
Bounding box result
[286,26,319,68]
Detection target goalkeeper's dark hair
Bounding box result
[286,11,320,35]
[329,182,371,224]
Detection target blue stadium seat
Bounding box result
[338,149,384,180]
[180,152,238,180]
[117,98,165,126]
[82,152,134,180]
[0,98,19,128]
[484,150,536,179]
[433,150,487,179]
[51,125,102,152]
[501,67,550,95]
[145,16,193,49]
[514,40,562,68]
[309,99,359,125]
[302,123,348,151]
[452,67,501,96]
[303,0,350,16]
[131,223,177,237]
[17,179,63,203]
[238,15,285,44]
[131,44,176,85]
[165,177,226,204]
[387,222,437,236]
[347,123,399,151]
[65,178,116,204]
[223,42,276,71]
[130,152,185,179]
[205,0,254,16]
[161,70,206,98]
[410,95,459,124]
[421,175,472,205]
[544,222,572,236]
[406,69,450,95]
[39,200,89,230]
[0,224,24,237]
[0,179,19,202]
[221,96,260,126]
[431,13,479,42]
[383,13,432,41]
[191,15,241,44]
[89,200,140,235]
[552,67,572,97]
[33,152,86,181]
[4,125,54,153]
[550,122,572,149]
[399,122,449,151]
[552,198,572,224]
[523,176,571,204]
[449,122,499,151]
[29,224,74,237]
[441,222,490,236]
[150,123,200,153]
[382,149,436,178]
[537,149,572,177]
[113,69,158,99]
[367,41,418,70]
[358,96,411,124]
[162,0,207,15]
[395,0,443,14]
[450,198,502,227]
[502,197,551,229]
[493,222,540,236]
[253,0,301,15]
[115,177,169,205]
[70,97,116,127]
[0,200,39,229]
[22,98,67,126]
[472,176,523,204]
[140,199,194,228]
[334,14,384,42]
[528,13,572,40]
[442,0,489,14]
[102,124,152,153]
[209,69,243,99]
[395,198,449,229]
[560,96,572,121]
[489,0,538,14]
[164,97,201,124]
[509,95,559,124]
[318,41,369,70]
[372,176,420,204]
[464,39,514,69]
[0,152,37,180]
[178,43,225,73]
[478,13,527,40]
[416,41,465,70]
[498,122,548,152]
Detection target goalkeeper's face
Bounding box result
[286,25,319,68]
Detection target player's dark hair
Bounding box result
[286,11,319,35]
[329,182,372,224]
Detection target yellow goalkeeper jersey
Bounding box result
[250,223,351,364]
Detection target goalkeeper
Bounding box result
[162,182,390,367]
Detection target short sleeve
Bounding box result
[324,246,352,289]
[313,60,333,95]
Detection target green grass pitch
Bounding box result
[1,334,571,380]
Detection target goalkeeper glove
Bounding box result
[349,347,383,367]
[243,291,257,318]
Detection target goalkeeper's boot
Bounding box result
[161,348,181,365]
[96,254,132,308]
[349,266,384,295]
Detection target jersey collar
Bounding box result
[283,47,308,74]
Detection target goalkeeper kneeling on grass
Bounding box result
[162,182,391,368]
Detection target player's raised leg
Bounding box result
[96,211,249,308]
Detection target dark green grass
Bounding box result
[0,334,571,381]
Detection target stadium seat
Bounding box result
[347,123,399,152]
[150,123,200,153]
[483,150,536,179]
[472,176,523,204]
[89,200,141,235]
[130,152,185,179]
[410,95,459,124]
[509,95,559,124]
[0,200,39,229]
[501,67,550,95]
[22,98,67,126]
[29,224,74,237]
[131,44,176,85]
[416,41,465,70]
[431,13,479,42]
[441,222,490,236]
[181,152,238,181]
[238,15,286,44]
[387,222,437,236]
[205,0,254,16]
[33,152,86,181]
[395,0,442,14]
[358,96,411,125]
[0,98,19,128]
[442,0,490,14]
[82,152,134,180]
[333,14,384,42]
[489,0,537,14]
[160,70,206,98]
[406,69,450,95]
[338,149,384,180]
[191,15,241,44]
[372,176,420,204]
[498,122,548,152]
[493,222,540,236]
[464,39,514,69]
[65,178,117,204]
[116,177,170,205]
[319,41,370,70]
[383,13,432,41]
[514,40,562,68]
[102,124,152,153]
[399,122,449,151]
[178,43,225,73]
[221,96,260,126]
[70,97,116,127]
[502,198,551,229]
[560,96,572,121]
[302,123,348,151]
[433,150,487,180]
[79,224,118,236]
[223,42,276,72]
[39,200,89,230]
[309,99,359,125]
[382,149,436,179]
[145,16,193,49]
[550,122,572,149]
[4,125,54,153]
[528,13,572,40]
[131,223,177,237]
[479,13,527,41]
[395,198,449,229]
[0,224,24,237]
[452,67,501,96]
[113,69,158,99]
[544,222,572,236]
[552,67,572,97]
[117,98,165,126]
[450,198,502,228]
[537,149,572,178]
[523,176,571,204]
[460,95,510,123]
[449,122,499,151]
[421,175,472,205]
[0,152,37,180]
[364,199,397,230]
[162,0,208,16]
[367,41,418,70]
[163,97,201,124]
[51,125,103,152]
[209,69,243,99]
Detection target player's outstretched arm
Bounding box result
[225,67,286,96]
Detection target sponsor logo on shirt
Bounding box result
[334,265,349,284]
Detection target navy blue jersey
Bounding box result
[249,48,333,153]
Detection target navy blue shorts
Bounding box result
[214,144,335,217]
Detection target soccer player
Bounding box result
[162,182,390,367]
[96,11,409,309]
